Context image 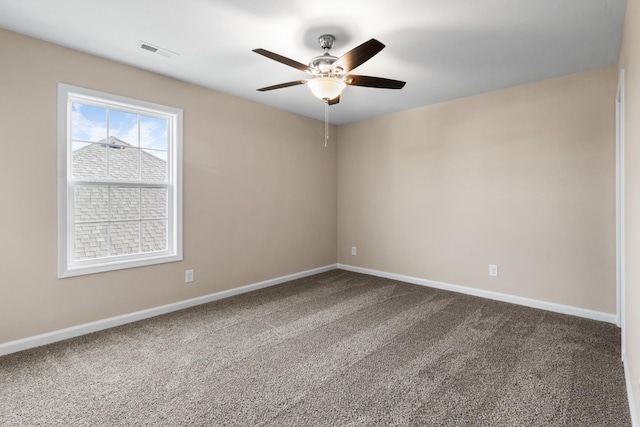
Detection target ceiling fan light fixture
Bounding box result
[307,77,346,101]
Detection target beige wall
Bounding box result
[619,0,640,421]
[338,66,617,314]
[0,29,337,343]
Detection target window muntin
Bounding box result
[58,84,182,277]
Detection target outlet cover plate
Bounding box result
[185,269,194,283]
[489,265,498,277]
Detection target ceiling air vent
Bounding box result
[139,41,179,58]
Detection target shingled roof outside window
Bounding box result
[72,137,168,260]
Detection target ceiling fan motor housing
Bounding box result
[309,53,340,75]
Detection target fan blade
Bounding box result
[332,39,385,73]
[253,48,311,72]
[257,80,307,92]
[328,96,340,105]
[345,75,406,89]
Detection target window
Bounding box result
[58,84,182,277]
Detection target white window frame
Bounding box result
[57,83,183,278]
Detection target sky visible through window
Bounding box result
[72,103,168,161]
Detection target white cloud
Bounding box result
[72,103,108,142]
[139,117,168,151]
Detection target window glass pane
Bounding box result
[72,142,107,180]
[141,149,167,182]
[109,109,138,146]
[110,186,140,220]
[71,103,107,143]
[142,220,167,252]
[74,186,108,222]
[141,188,167,219]
[110,222,140,255]
[140,116,168,150]
[108,146,139,180]
[74,223,108,260]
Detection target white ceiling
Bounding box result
[0,0,626,125]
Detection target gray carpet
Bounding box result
[0,270,631,426]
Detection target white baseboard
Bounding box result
[337,264,617,324]
[624,352,639,427]
[1,263,619,358]
[0,264,337,357]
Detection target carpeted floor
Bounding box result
[0,270,631,426]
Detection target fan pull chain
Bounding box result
[324,100,329,147]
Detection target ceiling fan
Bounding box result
[253,35,406,105]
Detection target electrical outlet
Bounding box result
[489,265,498,277]
[351,246,357,256]
[185,269,194,283]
